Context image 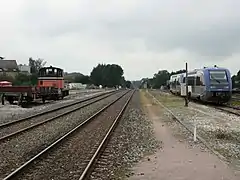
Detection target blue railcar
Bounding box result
[169,66,232,104]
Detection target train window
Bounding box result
[48,68,53,75]
[209,70,228,84]
[57,69,63,77]
[188,76,195,85]
[196,77,201,85]
[209,70,227,80]
[182,77,194,85]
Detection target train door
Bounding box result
[195,71,205,96]
[188,75,195,94]
[199,72,205,94]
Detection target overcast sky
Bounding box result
[0,0,240,80]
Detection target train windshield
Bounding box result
[209,70,228,84]
[39,67,63,77]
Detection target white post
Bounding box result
[193,119,197,142]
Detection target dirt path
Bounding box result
[128,91,240,180]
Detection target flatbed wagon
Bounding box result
[0,86,69,106]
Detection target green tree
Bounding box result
[125,80,132,88]
[0,74,14,82]
[232,70,240,89]
[28,57,47,85]
[75,75,91,84]
[13,73,31,85]
[151,70,170,88]
[90,63,124,88]
[29,57,46,74]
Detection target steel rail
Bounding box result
[79,89,135,180]
[0,90,119,129]
[213,106,240,116]
[2,89,132,180]
[158,90,240,116]
[0,90,123,141]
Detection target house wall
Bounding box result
[18,65,31,74]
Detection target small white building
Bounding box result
[68,83,87,90]
[18,64,31,74]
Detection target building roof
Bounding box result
[0,60,19,71]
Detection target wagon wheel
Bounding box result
[17,94,23,106]
[42,97,46,104]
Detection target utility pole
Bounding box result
[185,62,189,107]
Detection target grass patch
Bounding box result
[230,101,240,106]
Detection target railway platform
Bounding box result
[129,90,240,180]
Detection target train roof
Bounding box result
[188,66,230,74]
[201,66,229,71]
[39,66,63,71]
[169,66,230,78]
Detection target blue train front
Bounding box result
[169,66,232,104]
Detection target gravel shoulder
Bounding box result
[14,90,131,179]
[129,90,240,180]
[87,90,160,179]
[149,90,240,169]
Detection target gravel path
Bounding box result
[11,90,132,179]
[88,90,160,180]
[0,90,126,179]
[0,89,109,123]
[129,90,240,180]
[149,90,240,170]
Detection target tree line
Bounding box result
[232,70,240,89]
[139,69,186,89]
[0,59,132,88]
[74,63,132,88]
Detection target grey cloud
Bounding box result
[19,0,240,58]
[1,0,240,80]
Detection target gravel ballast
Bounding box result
[88,90,160,180]
[10,90,132,179]
[0,90,126,179]
[0,91,118,138]
[0,89,110,123]
[149,90,240,169]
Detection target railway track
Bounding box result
[158,90,240,116]
[146,91,229,162]
[0,90,120,141]
[2,89,134,180]
[212,105,240,116]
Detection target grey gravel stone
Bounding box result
[88,90,160,180]
[0,90,108,123]
[0,90,125,179]
[149,90,240,169]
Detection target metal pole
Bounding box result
[185,62,188,107]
